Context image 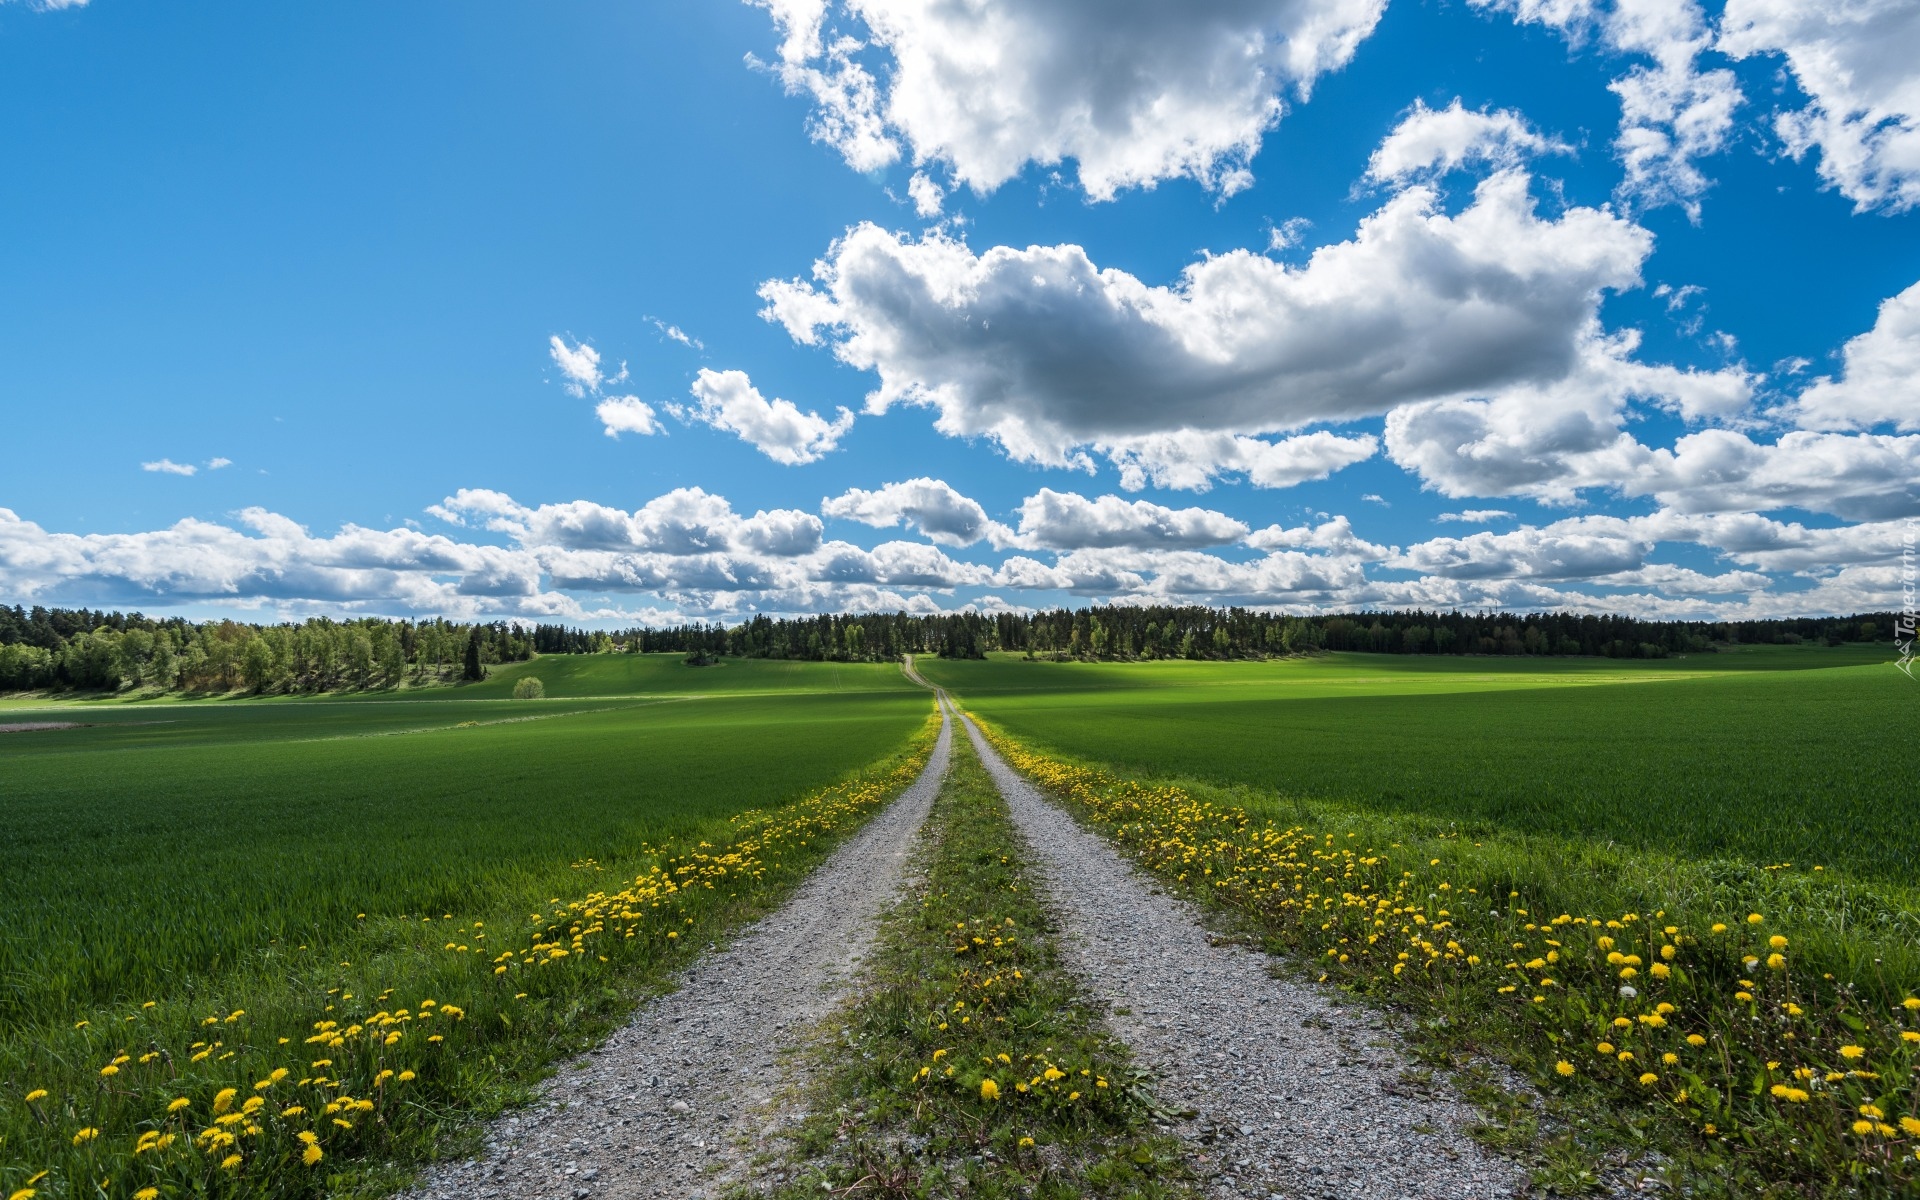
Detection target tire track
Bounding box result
[403,703,951,1200]
[935,689,1524,1200]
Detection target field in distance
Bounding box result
[913,645,1914,883]
[0,654,927,1025]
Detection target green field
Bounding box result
[914,646,1917,883]
[0,656,927,1024]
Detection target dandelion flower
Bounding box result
[980,1079,999,1101]
[303,1143,324,1165]
[23,1090,46,1103]
[1638,1072,1658,1086]
[1554,1061,1575,1077]
[1839,1045,1866,1060]
[73,1127,99,1145]
[1747,913,1764,925]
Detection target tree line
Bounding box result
[0,606,535,693]
[621,606,1897,663]
[0,603,1895,694]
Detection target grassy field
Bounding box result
[0,655,926,1023]
[0,654,938,1198]
[914,646,1916,883]
[924,647,1920,1195]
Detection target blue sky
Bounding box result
[2,0,1916,624]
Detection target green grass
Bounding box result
[935,648,1920,1196]
[0,655,936,1197]
[913,647,1918,884]
[0,654,925,1023]
[757,716,1192,1200]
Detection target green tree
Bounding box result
[463,630,484,681]
[240,636,277,693]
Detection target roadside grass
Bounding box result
[0,685,935,1199]
[972,717,1920,1198]
[754,710,1195,1200]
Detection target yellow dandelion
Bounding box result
[980,1079,999,1101]
[1554,1061,1575,1077]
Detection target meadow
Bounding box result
[913,646,1914,882]
[0,656,933,1197]
[922,647,1920,1194]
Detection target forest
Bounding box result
[0,602,1898,694]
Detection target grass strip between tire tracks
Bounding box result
[753,709,1197,1200]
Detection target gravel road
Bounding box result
[402,704,951,1200]
[951,705,1527,1200]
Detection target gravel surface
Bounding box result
[401,706,952,1200]
[952,706,1528,1200]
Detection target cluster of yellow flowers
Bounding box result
[490,772,907,977]
[10,733,936,1199]
[910,912,1110,1114]
[978,719,1920,1180]
[17,990,452,1198]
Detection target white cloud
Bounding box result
[1101,430,1379,492]
[1383,330,1756,502]
[1639,429,1920,522]
[650,319,705,350]
[1004,490,1250,551]
[1436,509,1516,521]
[1719,0,1920,213]
[1268,217,1314,250]
[1791,280,1920,432]
[596,395,665,438]
[675,368,854,465]
[1473,0,1741,217]
[751,0,1387,201]
[822,478,999,546]
[763,170,1663,483]
[906,171,944,217]
[1244,515,1391,558]
[1366,98,1568,183]
[549,335,604,396]
[142,459,197,477]
[207,457,233,470]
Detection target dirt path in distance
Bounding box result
[402,705,951,1200]
[949,703,1526,1200]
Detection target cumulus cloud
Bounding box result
[674,368,854,465]
[1437,509,1516,521]
[906,172,944,217]
[1790,280,1920,432]
[1383,329,1756,502]
[1719,0,1920,213]
[596,396,664,438]
[207,457,233,470]
[1101,430,1379,492]
[763,170,1669,484]
[822,478,998,546]
[142,459,198,477]
[751,0,1386,201]
[1004,490,1250,551]
[1366,98,1569,183]
[1473,0,1741,217]
[549,335,604,396]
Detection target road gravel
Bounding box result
[952,703,1527,1200]
[401,705,952,1200]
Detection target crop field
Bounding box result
[0,655,935,1197]
[0,655,925,1020]
[913,645,1915,883]
[920,646,1920,1194]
